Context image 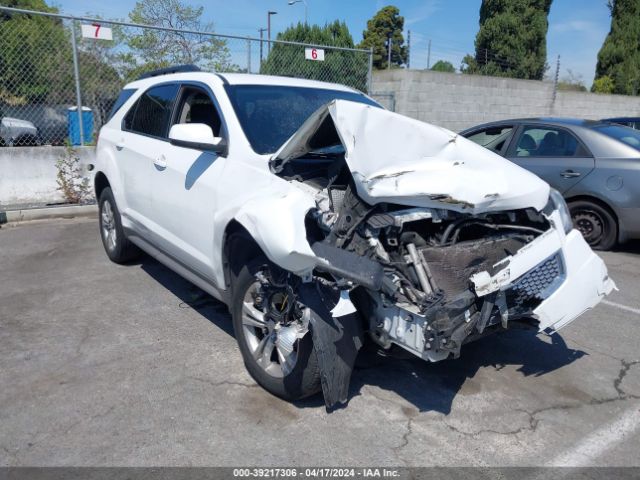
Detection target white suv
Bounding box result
[95,66,615,410]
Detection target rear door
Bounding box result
[118,83,180,234]
[506,124,595,193]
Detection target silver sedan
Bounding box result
[461,118,640,250]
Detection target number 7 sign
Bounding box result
[81,23,113,41]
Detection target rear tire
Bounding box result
[231,258,321,401]
[568,200,617,251]
[98,187,140,263]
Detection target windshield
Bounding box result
[225,85,381,154]
[594,124,640,151]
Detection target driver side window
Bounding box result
[172,86,223,138]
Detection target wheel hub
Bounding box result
[573,210,603,245]
[241,272,309,378]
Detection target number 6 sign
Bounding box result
[81,23,113,41]
[305,47,325,62]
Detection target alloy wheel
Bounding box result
[101,200,117,252]
[241,278,309,378]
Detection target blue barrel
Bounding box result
[67,107,94,145]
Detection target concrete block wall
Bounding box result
[372,69,640,132]
[0,146,95,208]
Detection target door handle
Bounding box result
[115,138,125,151]
[560,170,581,178]
[154,155,167,169]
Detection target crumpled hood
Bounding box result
[272,100,550,213]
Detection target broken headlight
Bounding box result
[549,189,573,234]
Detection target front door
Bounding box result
[506,125,595,193]
[149,84,229,280]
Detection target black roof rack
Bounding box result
[137,64,201,80]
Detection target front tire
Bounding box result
[98,187,140,263]
[231,259,321,401]
[568,200,617,251]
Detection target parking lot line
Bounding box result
[601,299,640,316]
[546,407,640,466]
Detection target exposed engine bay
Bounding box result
[273,153,563,365]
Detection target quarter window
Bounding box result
[124,84,179,138]
[466,126,513,153]
[515,126,579,157]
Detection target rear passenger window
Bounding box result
[124,84,179,138]
[515,126,579,157]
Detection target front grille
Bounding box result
[508,253,564,307]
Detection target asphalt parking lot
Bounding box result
[1,217,639,467]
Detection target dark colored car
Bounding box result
[461,118,640,250]
[603,117,640,130]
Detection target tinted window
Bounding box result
[107,88,136,122]
[514,126,579,157]
[125,84,179,137]
[225,85,381,154]
[173,87,223,137]
[466,126,513,153]
[594,124,640,150]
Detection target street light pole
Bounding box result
[267,11,277,55]
[258,27,267,63]
[287,0,308,24]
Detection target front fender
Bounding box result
[233,188,318,276]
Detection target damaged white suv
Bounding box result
[95,66,615,410]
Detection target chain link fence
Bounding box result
[0,6,372,147]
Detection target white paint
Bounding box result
[81,23,113,40]
[331,290,357,317]
[305,48,325,61]
[168,123,221,147]
[533,229,616,331]
[602,299,640,316]
[546,407,640,466]
[272,100,551,214]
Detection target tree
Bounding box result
[430,60,455,73]
[119,0,237,81]
[261,21,369,91]
[557,69,587,92]
[592,75,616,94]
[359,6,407,69]
[462,0,552,80]
[0,0,71,104]
[593,0,640,95]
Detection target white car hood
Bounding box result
[271,100,550,213]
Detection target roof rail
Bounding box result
[137,64,201,80]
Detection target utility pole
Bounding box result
[258,28,267,63]
[552,54,560,105]
[427,39,431,69]
[267,11,277,55]
[387,35,392,70]
[407,30,411,69]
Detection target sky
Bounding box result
[51,0,612,87]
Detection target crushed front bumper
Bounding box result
[470,210,616,332]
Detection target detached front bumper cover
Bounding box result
[471,210,615,332]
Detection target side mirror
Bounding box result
[168,123,227,156]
